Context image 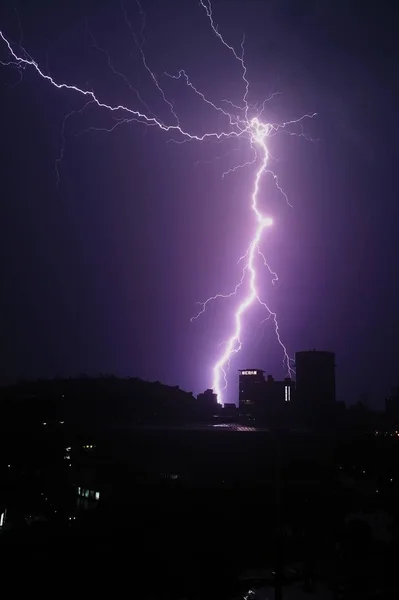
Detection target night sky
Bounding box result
[0,0,398,407]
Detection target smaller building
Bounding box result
[197,388,218,408]
[196,388,219,417]
[222,403,237,416]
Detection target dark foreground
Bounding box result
[1,423,399,598]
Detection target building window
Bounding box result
[78,488,100,501]
[284,385,291,402]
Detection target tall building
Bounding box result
[239,369,266,412]
[295,350,336,409]
[239,370,295,415]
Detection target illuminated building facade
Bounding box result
[239,370,295,415]
[239,369,266,412]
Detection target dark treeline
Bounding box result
[0,376,213,430]
[0,376,396,435]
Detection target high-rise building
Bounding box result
[239,369,266,412]
[239,370,295,415]
[295,350,336,408]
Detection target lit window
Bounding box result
[0,513,4,527]
[95,492,100,500]
[85,490,89,498]
[77,487,81,495]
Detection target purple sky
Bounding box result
[0,0,398,407]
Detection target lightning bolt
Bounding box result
[0,29,241,142]
[0,1,316,406]
[195,2,313,404]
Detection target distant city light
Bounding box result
[213,423,257,432]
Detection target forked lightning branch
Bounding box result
[0,1,315,404]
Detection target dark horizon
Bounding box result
[1,0,398,408]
